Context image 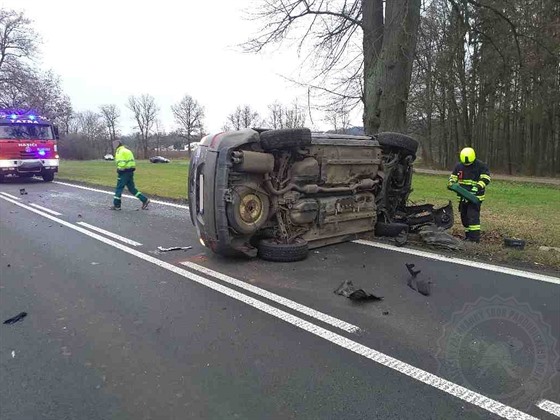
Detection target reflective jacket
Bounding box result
[115,145,136,173]
[449,160,491,201]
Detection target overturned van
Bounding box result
[189,128,452,262]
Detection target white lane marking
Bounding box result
[77,221,142,247]
[28,203,62,216]
[0,191,21,200]
[0,194,539,420]
[182,262,360,334]
[355,240,560,285]
[53,181,189,209]
[536,399,560,417]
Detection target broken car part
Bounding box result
[3,312,28,325]
[334,280,383,302]
[157,246,193,252]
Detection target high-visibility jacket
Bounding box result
[449,160,491,201]
[115,145,136,173]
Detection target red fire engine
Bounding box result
[0,111,60,182]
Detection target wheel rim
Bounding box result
[239,194,264,224]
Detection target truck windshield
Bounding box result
[0,124,54,140]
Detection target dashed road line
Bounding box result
[354,239,560,285]
[77,221,142,247]
[0,191,21,200]
[0,194,540,420]
[536,399,560,417]
[182,261,360,334]
[29,203,62,216]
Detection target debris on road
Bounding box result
[418,224,462,250]
[334,280,383,302]
[157,246,193,252]
[91,262,99,265]
[406,269,433,296]
[382,311,390,315]
[11,351,15,358]
[405,263,421,278]
[3,312,28,325]
[19,188,27,195]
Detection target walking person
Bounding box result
[110,140,150,210]
[448,147,491,242]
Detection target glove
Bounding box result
[476,186,485,196]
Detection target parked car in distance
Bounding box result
[149,156,170,163]
[103,154,114,161]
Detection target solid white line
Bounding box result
[77,221,142,247]
[53,181,189,209]
[28,203,62,216]
[182,262,360,334]
[354,240,560,285]
[0,194,539,420]
[536,399,560,417]
[0,191,21,200]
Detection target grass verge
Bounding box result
[58,160,560,271]
[410,175,560,271]
[58,160,189,201]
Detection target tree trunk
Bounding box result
[363,0,421,134]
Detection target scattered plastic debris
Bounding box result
[418,224,462,250]
[406,265,432,296]
[11,351,15,358]
[19,188,27,195]
[504,237,526,250]
[91,262,100,265]
[157,246,192,252]
[405,263,421,278]
[4,312,27,325]
[334,280,383,301]
[382,311,390,316]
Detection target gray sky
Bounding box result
[3,0,362,133]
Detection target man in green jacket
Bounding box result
[110,140,150,210]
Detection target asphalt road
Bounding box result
[1,178,559,420]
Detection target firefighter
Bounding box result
[110,140,150,210]
[448,147,491,242]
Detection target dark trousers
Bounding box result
[459,200,481,242]
[114,171,147,207]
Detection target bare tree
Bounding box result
[267,101,284,129]
[226,105,261,130]
[267,101,307,129]
[246,0,422,134]
[171,94,205,154]
[71,111,106,155]
[324,104,351,133]
[0,9,37,74]
[99,104,120,154]
[127,94,158,158]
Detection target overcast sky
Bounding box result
[2,0,363,134]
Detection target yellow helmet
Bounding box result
[460,147,476,165]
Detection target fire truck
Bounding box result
[0,111,60,182]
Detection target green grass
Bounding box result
[411,174,560,269]
[58,160,190,201]
[58,160,560,269]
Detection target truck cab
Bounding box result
[0,111,60,182]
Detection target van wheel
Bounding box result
[377,132,419,155]
[260,128,312,150]
[257,238,309,262]
[42,172,55,182]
